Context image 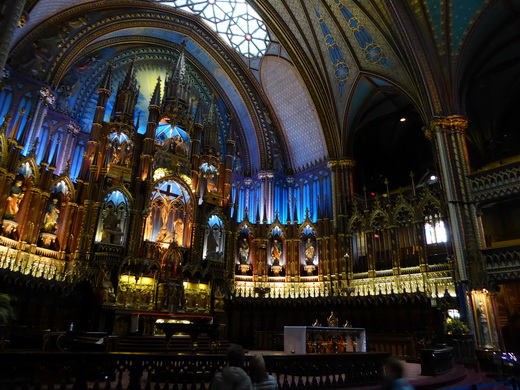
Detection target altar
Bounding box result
[284,326,366,354]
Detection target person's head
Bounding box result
[384,357,405,380]
[249,354,268,383]
[226,344,245,368]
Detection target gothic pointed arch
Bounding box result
[268,223,285,273]
[8,2,289,173]
[345,74,432,194]
[344,74,426,154]
[203,210,227,261]
[144,176,193,247]
[456,0,520,168]
[94,187,131,246]
[49,174,76,203]
[2,159,38,232]
[299,221,318,271]
[236,222,254,274]
[393,195,416,225]
[16,157,39,184]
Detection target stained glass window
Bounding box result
[424,215,447,244]
[158,0,270,57]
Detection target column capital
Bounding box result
[38,87,56,108]
[257,170,274,180]
[427,115,468,138]
[328,158,356,169]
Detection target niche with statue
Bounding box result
[2,161,34,239]
[144,179,191,247]
[204,214,225,261]
[236,224,253,274]
[300,223,318,275]
[39,179,71,250]
[269,225,285,276]
[95,189,129,246]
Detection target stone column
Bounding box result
[428,116,485,284]
[328,158,356,221]
[24,87,55,154]
[329,158,356,277]
[0,0,27,74]
[428,115,486,333]
[258,171,274,223]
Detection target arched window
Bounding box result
[422,201,449,265]
[425,214,447,244]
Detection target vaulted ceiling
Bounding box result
[9,0,518,177]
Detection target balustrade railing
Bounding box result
[0,250,67,281]
[0,351,389,389]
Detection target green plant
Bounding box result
[0,294,15,325]
[446,317,470,335]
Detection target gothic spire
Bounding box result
[150,76,162,107]
[194,103,203,125]
[121,57,137,90]
[163,41,190,109]
[99,63,113,93]
[202,96,220,153]
[112,58,140,125]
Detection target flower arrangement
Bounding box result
[446,317,470,335]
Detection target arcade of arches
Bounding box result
[1,0,520,355]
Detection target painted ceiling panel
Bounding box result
[261,56,327,171]
[311,4,357,105]
[451,0,488,52]
[13,0,94,46]
[264,0,325,76]
[424,0,443,44]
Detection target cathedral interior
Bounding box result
[1,0,520,364]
